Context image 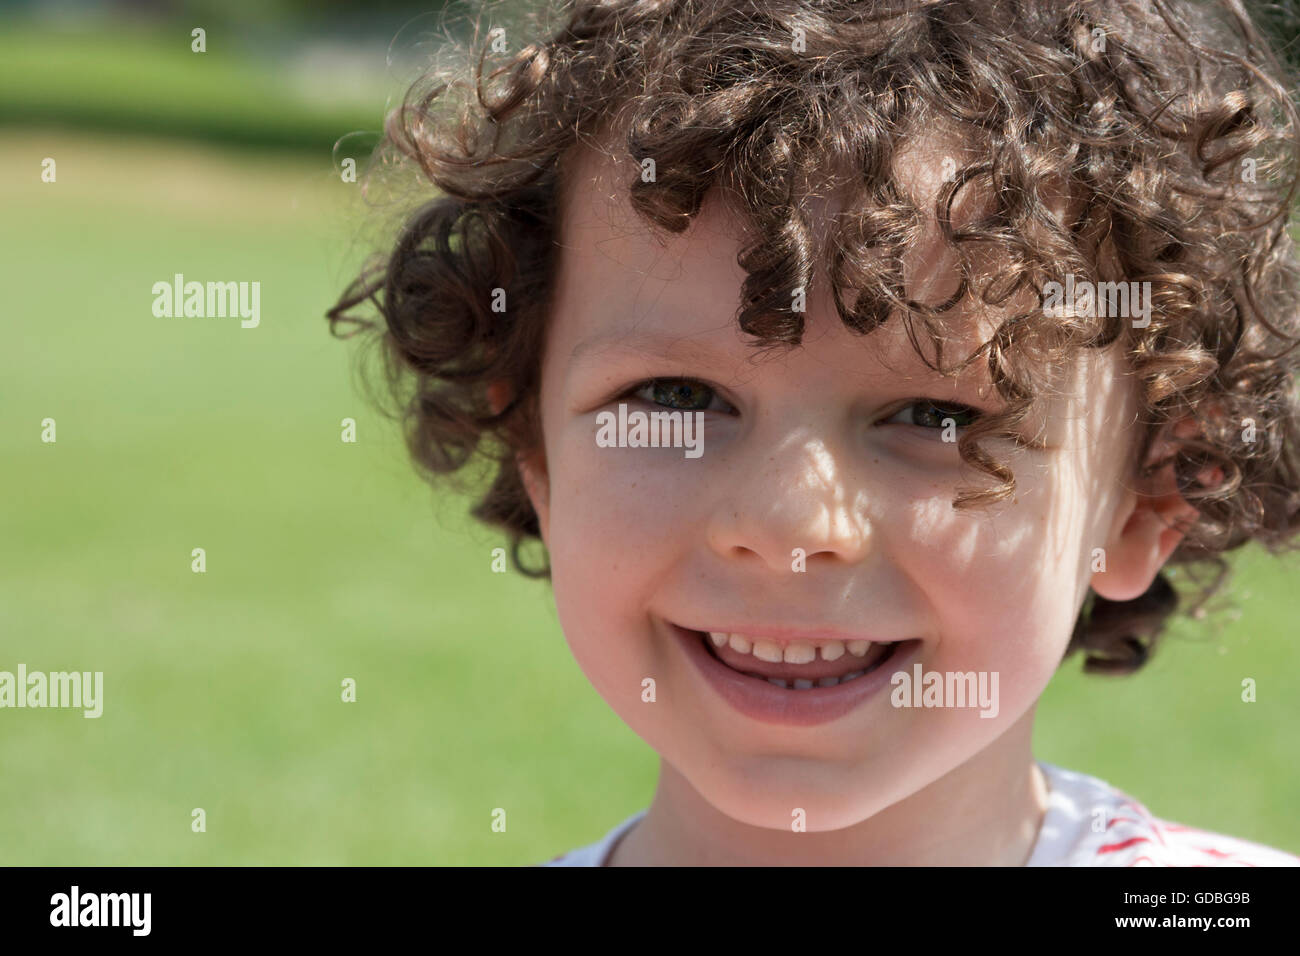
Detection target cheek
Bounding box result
[545,429,702,580]
[544,433,695,702]
[896,483,1085,694]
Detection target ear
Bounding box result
[487,380,551,544]
[1091,416,1222,602]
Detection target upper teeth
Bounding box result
[707,632,875,663]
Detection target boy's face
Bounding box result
[514,134,1182,831]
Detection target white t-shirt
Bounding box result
[540,761,1300,866]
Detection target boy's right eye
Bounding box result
[880,399,982,431]
[621,377,736,414]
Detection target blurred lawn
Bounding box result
[0,23,383,154]
[1,128,1297,864]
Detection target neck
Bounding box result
[607,708,1049,866]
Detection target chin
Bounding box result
[686,758,898,832]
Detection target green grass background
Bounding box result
[1,21,1298,863]
[0,23,383,153]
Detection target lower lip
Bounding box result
[671,622,920,727]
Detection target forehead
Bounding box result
[550,125,1085,390]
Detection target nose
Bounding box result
[704,430,872,572]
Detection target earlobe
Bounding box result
[1091,508,1185,602]
[487,381,512,416]
[488,379,551,544]
[517,447,551,544]
[1090,420,1206,603]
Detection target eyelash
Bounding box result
[617,377,984,430]
[620,377,735,414]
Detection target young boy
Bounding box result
[329,0,1300,865]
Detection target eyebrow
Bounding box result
[568,326,994,392]
[569,330,739,369]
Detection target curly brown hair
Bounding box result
[327,0,1300,675]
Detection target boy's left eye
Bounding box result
[881,399,982,431]
[623,378,734,413]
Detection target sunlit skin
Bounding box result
[491,130,1213,866]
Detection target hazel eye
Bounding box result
[625,378,734,413]
[883,399,981,431]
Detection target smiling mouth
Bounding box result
[689,629,907,689]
